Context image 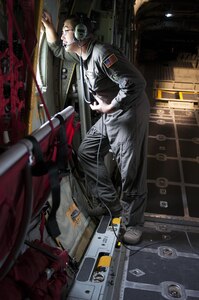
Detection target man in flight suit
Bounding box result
[42,12,150,245]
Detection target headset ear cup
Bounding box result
[74,23,88,41]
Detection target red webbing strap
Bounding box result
[66,114,80,148]
[6,0,54,132]
[18,0,37,63]
[0,48,22,117]
[0,49,8,115]
[39,211,46,243]
[7,1,15,114]
[0,0,27,145]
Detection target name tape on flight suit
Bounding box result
[103,53,118,68]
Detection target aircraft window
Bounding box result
[36,30,48,93]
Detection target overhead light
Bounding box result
[165,12,173,18]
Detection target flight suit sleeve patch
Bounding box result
[103,53,118,68]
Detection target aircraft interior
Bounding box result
[0,0,199,299]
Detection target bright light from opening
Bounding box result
[165,13,173,18]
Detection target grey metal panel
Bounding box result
[68,216,121,300]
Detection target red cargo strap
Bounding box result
[6,0,54,132]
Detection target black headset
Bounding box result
[74,14,92,41]
[74,15,89,41]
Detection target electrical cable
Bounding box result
[82,60,179,255]
[94,116,124,245]
[185,230,199,255]
[128,233,175,256]
[95,115,113,216]
[88,90,150,255]
[87,100,199,257]
[129,229,199,257]
[78,42,140,250]
[83,89,157,254]
[79,47,91,104]
[93,123,176,254]
[89,115,130,250]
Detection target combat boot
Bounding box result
[122,226,142,245]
